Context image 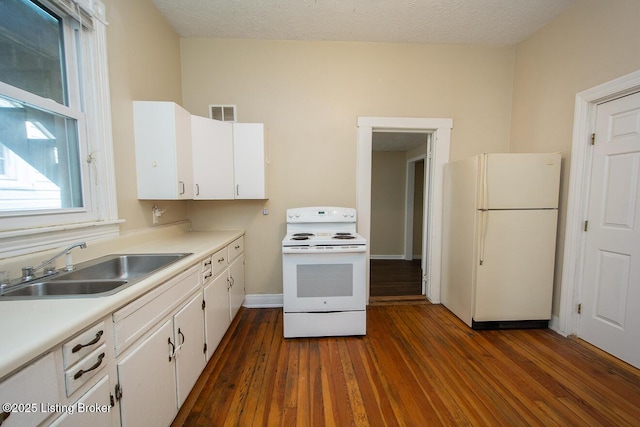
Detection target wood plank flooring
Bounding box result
[173,304,640,426]
[370,259,422,297]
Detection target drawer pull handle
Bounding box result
[204,271,212,280]
[218,257,225,263]
[178,328,185,345]
[72,330,104,353]
[204,260,212,266]
[168,338,176,362]
[73,352,105,380]
[235,245,240,250]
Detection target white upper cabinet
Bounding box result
[191,115,235,199]
[133,101,194,200]
[233,123,269,199]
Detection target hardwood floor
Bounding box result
[173,304,640,426]
[370,259,422,297]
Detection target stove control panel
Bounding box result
[287,207,356,222]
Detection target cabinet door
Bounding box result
[174,293,206,407]
[0,353,58,427]
[232,123,268,199]
[192,115,234,199]
[50,376,112,427]
[204,272,231,360]
[133,101,193,200]
[228,254,245,320]
[117,319,177,427]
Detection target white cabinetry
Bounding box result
[133,101,193,200]
[116,318,177,427]
[191,115,234,199]
[113,266,204,427]
[233,123,268,199]
[0,319,115,427]
[173,293,206,407]
[202,236,245,360]
[0,353,58,427]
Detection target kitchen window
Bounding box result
[0,0,119,257]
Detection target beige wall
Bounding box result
[371,151,407,256]
[181,39,515,295]
[106,0,188,232]
[510,0,640,315]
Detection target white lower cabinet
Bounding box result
[173,293,206,407]
[203,270,231,361]
[1,235,245,427]
[50,376,112,427]
[0,353,58,427]
[117,319,177,427]
[228,254,245,320]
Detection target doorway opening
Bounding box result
[356,116,453,304]
[369,131,429,298]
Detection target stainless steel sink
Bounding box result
[0,253,191,299]
[51,253,191,281]
[1,280,128,297]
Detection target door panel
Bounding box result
[482,153,561,210]
[580,91,640,369]
[474,209,557,321]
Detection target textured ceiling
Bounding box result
[153,0,575,45]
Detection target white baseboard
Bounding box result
[370,255,422,260]
[243,293,283,308]
[370,255,404,260]
[548,314,567,336]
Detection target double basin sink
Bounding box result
[0,253,191,299]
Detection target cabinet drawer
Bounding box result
[211,247,227,277]
[201,255,213,284]
[228,236,244,261]
[113,266,199,356]
[0,353,58,427]
[64,344,107,396]
[62,321,106,369]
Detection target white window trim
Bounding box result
[0,0,121,259]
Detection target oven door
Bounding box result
[282,251,366,312]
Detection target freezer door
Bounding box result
[474,209,558,322]
[479,153,561,209]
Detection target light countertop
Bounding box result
[0,228,244,379]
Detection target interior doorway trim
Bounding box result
[357,117,453,304]
[559,69,640,336]
[404,153,426,262]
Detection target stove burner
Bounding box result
[333,235,356,240]
[335,232,352,236]
[293,233,314,237]
[291,236,310,240]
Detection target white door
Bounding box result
[117,319,178,426]
[174,293,206,407]
[579,91,640,369]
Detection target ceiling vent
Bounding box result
[209,104,237,122]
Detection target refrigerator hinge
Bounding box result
[591,133,595,145]
[584,220,589,232]
[577,303,582,314]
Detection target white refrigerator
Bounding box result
[441,153,561,329]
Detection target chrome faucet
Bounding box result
[21,242,87,281]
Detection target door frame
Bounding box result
[404,153,427,262]
[559,69,640,336]
[357,117,453,303]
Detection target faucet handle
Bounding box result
[22,267,35,280]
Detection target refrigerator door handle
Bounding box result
[479,209,488,265]
[480,153,489,210]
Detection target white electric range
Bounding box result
[282,207,367,338]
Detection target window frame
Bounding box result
[0,0,120,258]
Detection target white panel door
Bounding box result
[580,91,640,369]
